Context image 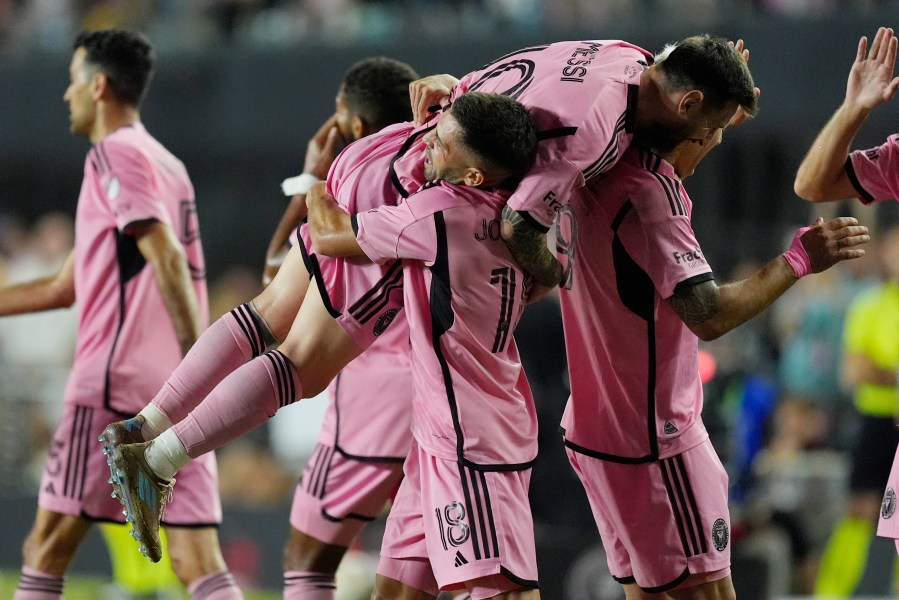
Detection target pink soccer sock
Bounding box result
[13,566,64,599]
[283,570,336,599]
[172,350,302,458]
[152,303,272,424]
[187,571,244,600]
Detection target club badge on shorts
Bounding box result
[882,488,896,519]
[712,518,729,551]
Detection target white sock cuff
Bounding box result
[138,403,174,440]
[146,429,190,481]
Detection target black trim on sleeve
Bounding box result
[516,210,550,234]
[122,217,160,234]
[536,127,579,141]
[845,156,876,204]
[673,272,715,294]
[350,214,359,236]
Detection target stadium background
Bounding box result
[1,2,899,598]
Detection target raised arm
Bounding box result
[668,217,869,341]
[305,182,364,257]
[263,115,342,284]
[0,250,75,316]
[794,27,899,202]
[133,221,202,356]
[501,206,564,287]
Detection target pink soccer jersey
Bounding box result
[297,122,423,349]
[391,41,651,228]
[317,309,413,460]
[66,123,208,416]
[355,182,538,468]
[557,147,712,461]
[848,133,899,204]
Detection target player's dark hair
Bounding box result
[451,92,537,183]
[341,57,419,131]
[74,29,155,108]
[656,35,758,117]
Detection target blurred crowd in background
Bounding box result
[0,0,895,56]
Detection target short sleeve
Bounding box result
[625,178,712,298]
[355,197,439,265]
[848,135,899,204]
[96,140,168,233]
[505,157,584,230]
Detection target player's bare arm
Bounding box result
[669,217,869,341]
[264,115,342,284]
[306,181,365,257]
[501,205,564,287]
[409,74,459,125]
[795,27,899,202]
[133,220,202,356]
[0,250,75,316]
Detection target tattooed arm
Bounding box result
[667,259,796,342]
[501,205,563,287]
[668,217,869,341]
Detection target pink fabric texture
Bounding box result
[172,350,301,458]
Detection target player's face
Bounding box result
[422,111,474,183]
[670,127,724,179]
[684,104,737,145]
[63,48,97,137]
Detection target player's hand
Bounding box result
[798,216,870,274]
[303,114,343,179]
[725,38,760,129]
[846,27,899,111]
[410,74,459,126]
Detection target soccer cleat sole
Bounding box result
[100,440,164,563]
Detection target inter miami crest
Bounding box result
[373,308,399,337]
[712,518,729,551]
[883,488,896,519]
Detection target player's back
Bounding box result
[556,147,708,463]
[448,41,652,225]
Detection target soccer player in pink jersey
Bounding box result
[555,115,870,596]
[405,36,758,288]
[272,57,419,599]
[307,91,541,599]
[0,29,243,600]
[792,26,899,558]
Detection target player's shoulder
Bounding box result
[616,148,688,221]
[407,180,474,214]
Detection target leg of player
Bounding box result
[165,526,243,599]
[372,574,438,599]
[101,244,309,451]
[622,576,735,599]
[14,509,90,599]
[282,528,345,599]
[107,283,363,562]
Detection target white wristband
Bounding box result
[281,173,321,197]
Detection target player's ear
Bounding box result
[463,167,486,187]
[351,115,369,141]
[678,89,705,116]
[91,71,109,101]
